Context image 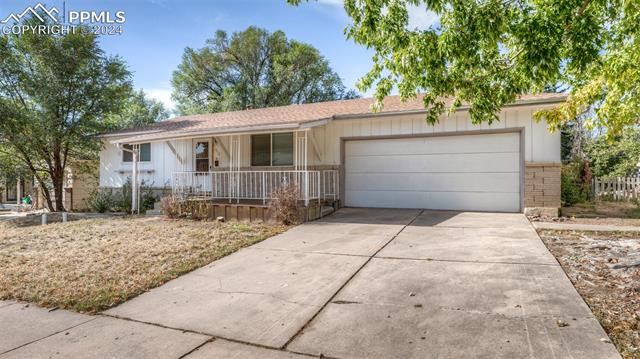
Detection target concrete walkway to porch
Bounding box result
[0,209,621,358]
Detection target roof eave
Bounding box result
[109,119,331,145]
[332,95,567,121]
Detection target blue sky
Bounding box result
[0,0,438,111]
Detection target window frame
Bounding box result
[122,143,151,163]
[250,132,294,167]
[194,140,211,172]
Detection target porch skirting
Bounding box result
[169,199,338,223]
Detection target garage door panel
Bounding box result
[346,152,519,173]
[345,190,520,212]
[345,133,520,156]
[345,172,520,193]
[344,132,522,212]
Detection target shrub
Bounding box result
[140,183,158,213]
[561,160,592,206]
[87,189,115,213]
[114,178,157,213]
[161,196,181,218]
[269,184,301,225]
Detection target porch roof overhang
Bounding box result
[109,118,331,145]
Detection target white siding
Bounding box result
[99,104,560,189]
[321,105,560,165]
[99,139,193,188]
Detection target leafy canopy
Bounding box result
[586,128,640,178]
[172,26,358,115]
[106,89,170,130]
[289,0,639,134]
[0,18,131,211]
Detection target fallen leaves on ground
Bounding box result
[539,230,640,359]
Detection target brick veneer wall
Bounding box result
[524,163,561,212]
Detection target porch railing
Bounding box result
[171,170,340,205]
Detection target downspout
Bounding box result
[117,144,139,214]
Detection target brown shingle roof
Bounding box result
[106,93,565,144]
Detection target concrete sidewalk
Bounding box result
[0,208,622,358]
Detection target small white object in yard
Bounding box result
[41,213,47,225]
[216,216,225,222]
[600,338,612,344]
[62,212,68,223]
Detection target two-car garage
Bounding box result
[343,131,523,212]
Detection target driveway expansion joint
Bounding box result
[374,255,560,266]
[0,316,98,357]
[282,209,426,351]
[98,313,323,358]
[251,246,371,258]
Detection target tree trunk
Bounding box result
[53,172,65,212]
[51,154,66,212]
[35,175,55,212]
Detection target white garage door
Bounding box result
[344,132,521,212]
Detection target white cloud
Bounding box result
[145,88,175,111]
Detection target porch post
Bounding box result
[229,135,233,203]
[304,131,309,206]
[16,177,21,205]
[132,146,139,214]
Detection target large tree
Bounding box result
[289,0,639,135]
[586,128,640,178]
[106,89,170,130]
[172,26,358,115]
[0,20,131,211]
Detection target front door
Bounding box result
[194,139,211,172]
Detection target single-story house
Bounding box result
[100,93,564,216]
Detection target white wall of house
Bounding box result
[99,103,560,189]
[311,104,561,166]
[99,139,194,188]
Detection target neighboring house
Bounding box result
[0,176,34,205]
[62,162,99,211]
[99,94,564,215]
[1,168,96,211]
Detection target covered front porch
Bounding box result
[169,129,339,206]
[172,169,339,205]
[113,125,340,215]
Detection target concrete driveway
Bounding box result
[1,208,620,358]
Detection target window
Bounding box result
[194,141,210,171]
[122,143,151,162]
[251,133,294,166]
[272,133,294,166]
[251,134,271,166]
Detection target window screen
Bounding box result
[122,143,151,162]
[251,134,271,166]
[272,133,294,166]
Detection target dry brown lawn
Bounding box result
[559,201,640,226]
[0,216,285,313]
[539,230,640,359]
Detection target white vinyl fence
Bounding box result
[593,176,640,200]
